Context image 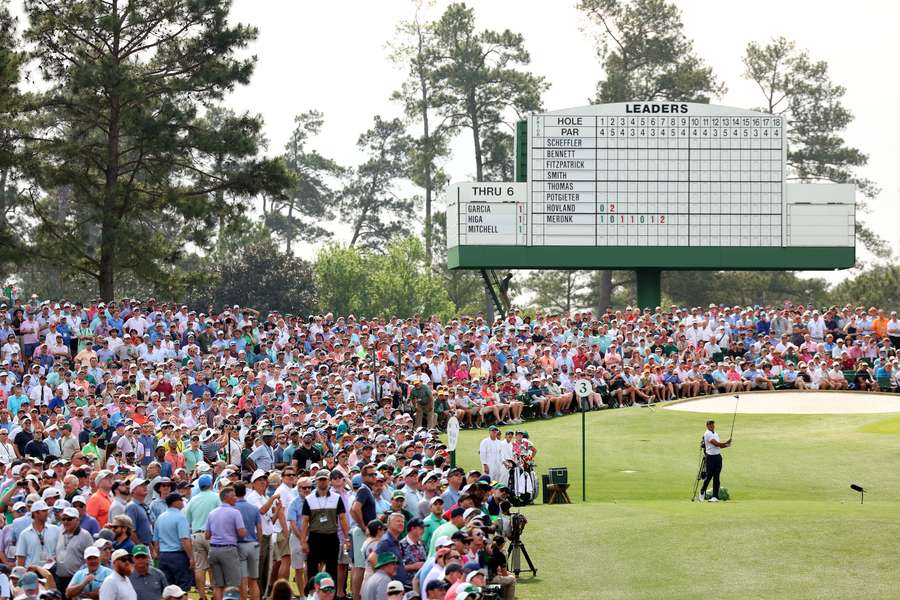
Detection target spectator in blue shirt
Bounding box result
[233,482,263,600]
[152,492,193,592]
[125,480,153,546]
[67,546,113,598]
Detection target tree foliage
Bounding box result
[265,111,343,252]
[743,37,885,257]
[431,2,546,181]
[662,270,831,308]
[579,0,725,104]
[17,0,290,299]
[341,116,414,250]
[524,270,591,314]
[578,0,725,312]
[184,221,317,315]
[830,265,900,310]
[315,237,453,319]
[431,210,484,314]
[390,3,452,266]
[0,0,27,272]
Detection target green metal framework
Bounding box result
[448,245,854,271]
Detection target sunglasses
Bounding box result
[299,486,312,491]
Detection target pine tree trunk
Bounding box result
[594,270,613,314]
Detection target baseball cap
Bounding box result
[130,478,149,493]
[111,549,132,562]
[315,469,330,480]
[313,572,336,590]
[132,544,150,557]
[95,470,113,485]
[19,572,39,591]
[30,500,49,512]
[84,546,101,558]
[198,474,213,488]
[62,507,79,519]
[71,495,86,506]
[387,580,404,593]
[162,585,187,599]
[250,469,268,483]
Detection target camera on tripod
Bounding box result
[506,510,536,577]
[510,511,528,541]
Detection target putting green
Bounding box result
[449,404,900,600]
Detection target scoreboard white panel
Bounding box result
[446,183,527,246]
[528,102,786,247]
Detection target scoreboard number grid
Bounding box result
[529,105,786,248]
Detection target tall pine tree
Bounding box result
[743,37,886,257]
[19,0,289,299]
[578,0,724,311]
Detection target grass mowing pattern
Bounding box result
[448,405,900,599]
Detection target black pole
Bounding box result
[582,404,586,502]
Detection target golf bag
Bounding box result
[508,462,537,506]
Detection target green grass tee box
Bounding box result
[447,405,900,600]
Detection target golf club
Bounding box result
[728,394,739,441]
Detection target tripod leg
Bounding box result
[691,453,705,501]
[508,544,521,577]
[519,542,537,576]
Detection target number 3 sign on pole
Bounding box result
[575,379,591,502]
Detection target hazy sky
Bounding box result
[223,0,900,281]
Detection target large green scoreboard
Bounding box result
[447,102,855,307]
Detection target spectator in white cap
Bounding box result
[67,544,113,598]
[54,505,95,591]
[125,479,153,546]
[16,499,60,567]
[162,584,187,599]
[99,548,136,600]
[108,479,131,522]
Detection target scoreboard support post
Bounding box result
[636,268,662,310]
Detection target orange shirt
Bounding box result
[86,490,111,527]
[873,317,889,338]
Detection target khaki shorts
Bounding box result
[237,541,261,579]
[288,533,306,570]
[275,531,290,558]
[192,533,210,570]
[351,526,366,568]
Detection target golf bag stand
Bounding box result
[691,439,707,501]
[507,461,537,506]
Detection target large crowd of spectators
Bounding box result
[0,296,896,600]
